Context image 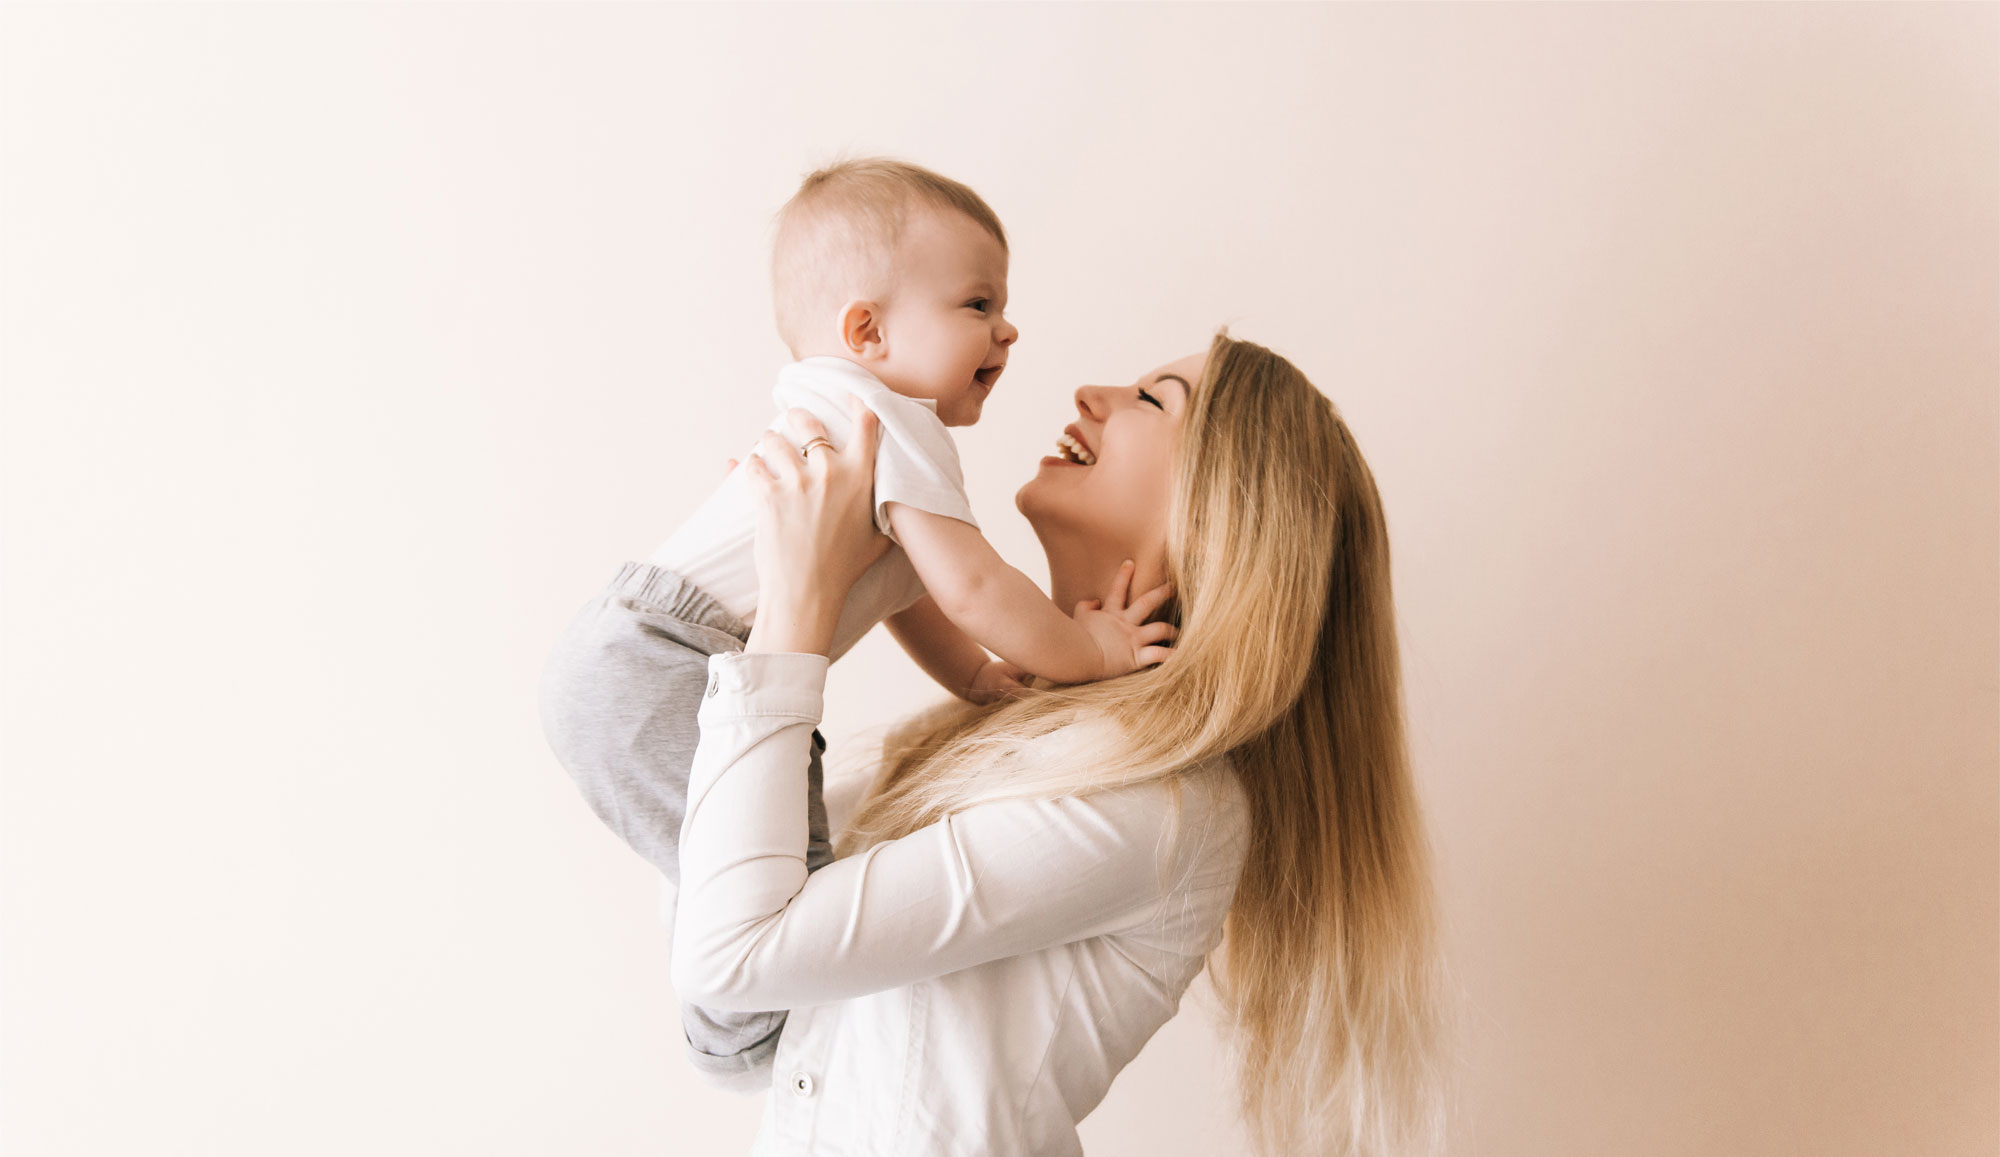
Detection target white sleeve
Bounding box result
[670,651,1243,1011]
[770,363,978,538]
[867,402,978,540]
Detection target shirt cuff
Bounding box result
[696,651,829,724]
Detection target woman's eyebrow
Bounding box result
[1153,373,1192,400]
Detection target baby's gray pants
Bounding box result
[537,561,834,1090]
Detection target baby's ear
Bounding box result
[838,300,887,360]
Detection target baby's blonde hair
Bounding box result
[770,157,1008,356]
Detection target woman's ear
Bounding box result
[838,301,888,362]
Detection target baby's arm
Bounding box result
[885,596,1026,704]
[884,502,1167,685]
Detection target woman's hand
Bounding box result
[740,398,891,656]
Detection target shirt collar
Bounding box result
[791,357,940,414]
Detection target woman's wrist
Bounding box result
[746,581,844,656]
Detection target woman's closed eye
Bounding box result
[1137,387,1164,410]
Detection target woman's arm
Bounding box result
[670,649,1241,1010]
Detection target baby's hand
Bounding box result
[1072,560,1177,680]
[964,659,1030,705]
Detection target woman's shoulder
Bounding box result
[1031,716,1247,813]
[1168,753,1253,866]
[1072,746,1251,879]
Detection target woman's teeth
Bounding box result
[1055,432,1096,465]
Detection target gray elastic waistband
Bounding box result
[608,561,750,644]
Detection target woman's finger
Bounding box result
[723,457,739,478]
[741,450,776,488]
[844,394,882,464]
[1125,580,1175,623]
[781,408,835,474]
[782,406,831,444]
[754,430,802,484]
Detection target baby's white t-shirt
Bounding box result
[648,357,978,663]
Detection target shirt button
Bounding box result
[790,1071,815,1098]
[705,673,719,698]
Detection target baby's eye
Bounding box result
[966,299,989,312]
[1137,388,1164,410]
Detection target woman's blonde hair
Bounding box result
[840,332,1451,1155]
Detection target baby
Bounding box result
[541,158,1164,1086]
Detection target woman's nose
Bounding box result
[1074,384,1116,418]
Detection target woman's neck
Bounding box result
[1042,535,1171,617]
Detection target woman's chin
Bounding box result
[1016,466,1084,530]
[1015,471,1060,521]
[1014,478,1038,517]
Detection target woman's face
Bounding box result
[1015,351,1206,571]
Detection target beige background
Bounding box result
[3,4,1994,1154]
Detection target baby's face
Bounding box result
[873,209,1018,427]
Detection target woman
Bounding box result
[561,333,1448,1155]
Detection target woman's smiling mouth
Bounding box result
[1054,425,1096,465]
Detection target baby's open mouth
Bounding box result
[974,365,1004,388]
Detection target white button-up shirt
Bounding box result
[671,652,1250,1156]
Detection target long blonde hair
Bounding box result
[841,332,1450,1155]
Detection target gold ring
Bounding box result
[800,436,835,459]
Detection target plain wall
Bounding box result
[3,4,1994,1154]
